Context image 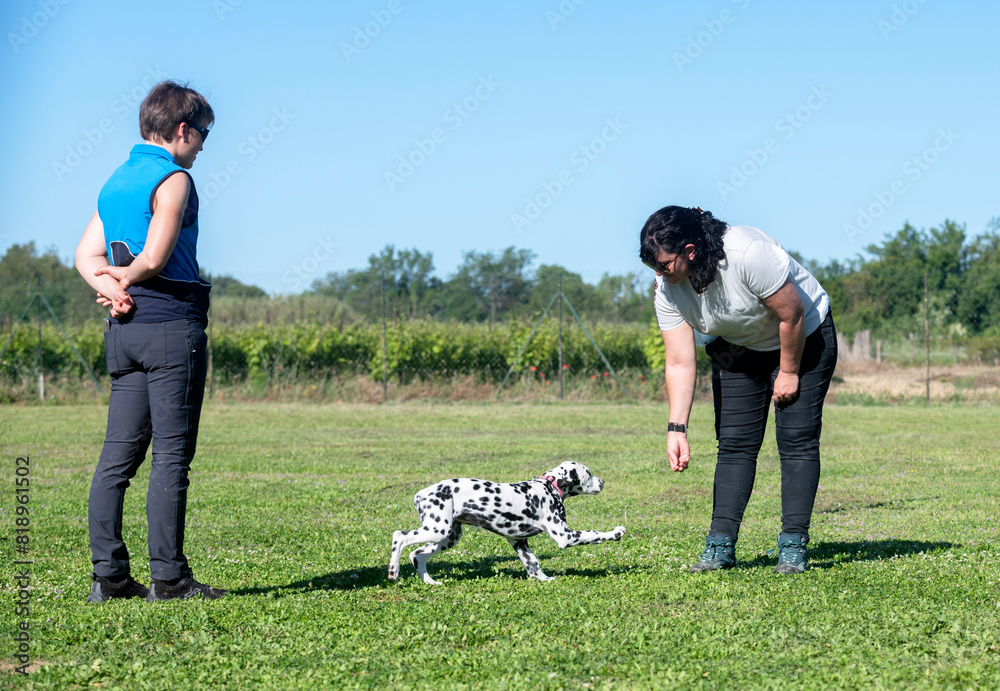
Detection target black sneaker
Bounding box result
[146,576,228,602]
[774,532,808,574]
[689,535,737,573]
[86,574,149,603]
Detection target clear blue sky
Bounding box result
[2,0,997,294]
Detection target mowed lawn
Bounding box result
[2,402,999,689]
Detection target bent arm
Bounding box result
[75,211,132,312]
[76,211,135,317]
[99,172,190,290]
[761,278,805,403]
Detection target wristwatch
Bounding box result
[667,422,688,434]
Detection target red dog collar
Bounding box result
[538,474,564,498]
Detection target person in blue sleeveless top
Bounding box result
[75,80,226,602]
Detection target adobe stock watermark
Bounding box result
[7,0,71,54]
[13,456,33,675]
[716,84,832,202]
[878,0,931,39]
[843,126,959,243]
[213,0,244,21]
[384,75,500,192]
[511,117,627,233]
[200,107,294,207]
[51,65,169,183]
[282,235,340,292]
[341,0,409,62]
[673,0,752,73]
[546,0,587,30]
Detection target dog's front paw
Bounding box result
[612,526,626,540]
[387,567,399,582]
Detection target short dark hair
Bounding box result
[139,80,214,143]
[639,206,729,294]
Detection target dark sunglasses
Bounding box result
[641,257,675,274]
[185,122,210,141]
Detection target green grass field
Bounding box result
[2,402,999,689]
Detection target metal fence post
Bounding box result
[925,270,930,402]
[381,271,388,402]
[37,277,43,401]
[558,275,564,400]
[207,300,214,399]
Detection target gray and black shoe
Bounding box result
[86,574,149,603]
[147,576,228,602]
[774,533,808,574]
[689,535,737,573]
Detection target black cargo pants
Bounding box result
[89,319,207,581]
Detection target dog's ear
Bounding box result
[549,462,571,479]
[556,462,582,493]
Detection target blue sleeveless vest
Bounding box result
[97,144,211,325]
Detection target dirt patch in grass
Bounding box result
[829,363,1000,403]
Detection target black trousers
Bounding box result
[704,312,838,540]
[89,319,207,581]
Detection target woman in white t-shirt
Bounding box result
[640,205,838,574]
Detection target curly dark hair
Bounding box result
[639,205,729,294]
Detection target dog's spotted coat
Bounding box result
[388,461,625,584]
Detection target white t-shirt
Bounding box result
[653,225,829,351]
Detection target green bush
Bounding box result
[18,318,997,400]
[1,320,654,390]
[642,318,713,381]
[0,322,104,378]
[968,336,1000,365]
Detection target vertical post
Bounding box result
[381,270,388,402]
[557,276,564,400]
[36,276,43,401]
[924,270,930,403]
[207,300,214,399]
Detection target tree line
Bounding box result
[2,217,998,338]
[806,219,1000,338]
[306,245,650,326]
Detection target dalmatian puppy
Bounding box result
[388,461,625,585]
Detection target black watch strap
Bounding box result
[668,422,688,434]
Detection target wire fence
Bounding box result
[2,287,999,405]
[0,285,661,404]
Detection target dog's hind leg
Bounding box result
[410,523,463,585]
[507,538,554,581]
[388,492,456,582]
[389,524,447,582]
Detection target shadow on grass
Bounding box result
[232,555,636,596]
[738,538,956,571]
[816,497,933,514]
[230,565,391,595]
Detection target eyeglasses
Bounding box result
[185,122,210,141]
[642,256,675,274]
